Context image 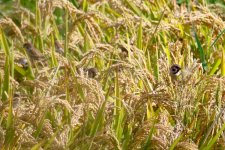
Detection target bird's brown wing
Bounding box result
[28,48,44,60]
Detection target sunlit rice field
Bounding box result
[0,0,225,149]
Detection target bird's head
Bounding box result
[23,42,33,52]
[87,67,98,78]
[18,58,29,69]
[170,64,181,76]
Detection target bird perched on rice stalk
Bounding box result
[23,42,47,66]
[17,58,29,69]
[54,40,64,55]
[170,64,181,77]
[85,67,98,78]
[23,42,44,60]
[170,64,182,84]
[169,62,201,85]
[77,67,98,78]
[119,45,129,58]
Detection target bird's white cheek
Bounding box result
[175,71,181,76]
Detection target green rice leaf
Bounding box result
[124,0,143,16]
[210,28,225,50]
[209,58,221,75]
[4,91,15,148]
[82,0,88,12]
[194,31,207,71]
[137,21,143,50]
[0,29,10,101]
[201,122,225,150]
[221,49,225,76]
[169,133,184,150]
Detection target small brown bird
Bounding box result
[0,92,21,111]
[170,64,182,84]
[84,67,98,78]
[23,42,44,61]
[54,40,64,55]
[18,58,29,69]
[119,45,128,58]
[170,64,181,76]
